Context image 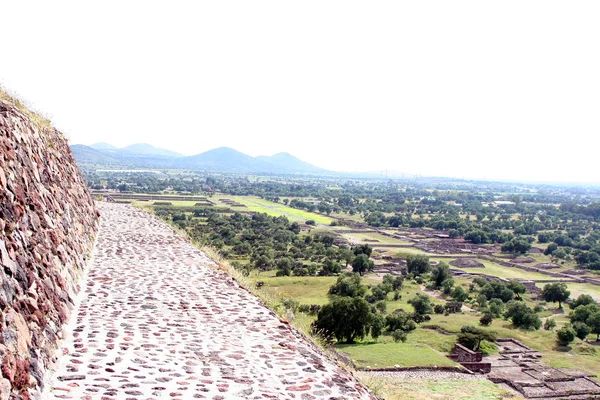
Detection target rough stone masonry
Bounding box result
[44,203,374,399]
[0,94,99,399]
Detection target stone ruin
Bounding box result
[447,344,491,373]
[487,339,600,399]
[535,263,562,270]
[449,258,485,268]
[1,93,99,399]
[219,198,246,207]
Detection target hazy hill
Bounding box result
[120,143,183,158]
[90,142,117,151]
[71,143,334,175]
[71,144,119,165]
[175,147,277,172]
[257,152,326,174]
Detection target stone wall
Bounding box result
[0,93,99,399]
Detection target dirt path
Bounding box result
[44,203,374,399]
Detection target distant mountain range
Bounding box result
[70,142,330,175]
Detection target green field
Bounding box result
[132,195,336,225]
[244,197,334,224]
[337,340,457,368]
[434,258,564,281]
[251,272,456,369]
[359,376,518,400]
[341,231,413,245]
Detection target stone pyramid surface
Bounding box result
[45,203,374,399]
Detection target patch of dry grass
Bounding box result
[0,87,53,130]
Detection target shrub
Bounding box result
[393,329,407,343]
[533,304,545,313]
[408,294,433,315]
[370,314,386,341]
[375,301,387,314]
[444,301,463,314]
[573,321,591,340]
[480,313,494,326]
[543,318,556,331]
[504,301,541,330]
[556,326,576,346]
[328,273,367,297]
[281,298,299,312]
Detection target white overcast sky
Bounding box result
[1,1,599,183]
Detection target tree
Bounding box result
[320,259,342,276]
[386,311,416,332]
[556,326,576,346]
[408,294,433,315]
[570,304,600,323]
[457,326,498,351]
[353,244,373,257]
[393,329,407,343]
[501,238,531,254]
[573,321,591,340]
[383,274,403,291]
[375,301,387,314]
[352,254,375,275]
[275,257,293,276]
[587,311,600,341]
[507,280,526,300]
[570,294,596,309]
[406,254,430,275]
[339,248,355,267]
[452,286,469,302]
[542,283,571,309]
[504,301,541,330]
[544,242,558,256]
[543,318,556,331]
[431,263,452,287]
[328,273,367,297]
[444,301,463,314]
[289,222,301,234]
[480,281,514,303]
[370,314,386,341]
[480,313,494,326]
[312,297,372,343]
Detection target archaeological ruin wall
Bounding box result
[0,93,99,399]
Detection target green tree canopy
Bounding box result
[408,294,433,315]
[328,273,367,297]
[312,296,372,343]
[542,282,571,309]
[407,254,430,275]
[431,262,452,288]
[352,254,375,275]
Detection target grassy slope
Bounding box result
[252,272,456,368]
[360,376,519,400]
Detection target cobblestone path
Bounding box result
[45,203,374,399]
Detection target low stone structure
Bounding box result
[450,258,485,268]
[447,344,491,373]
[486,339,600,399]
